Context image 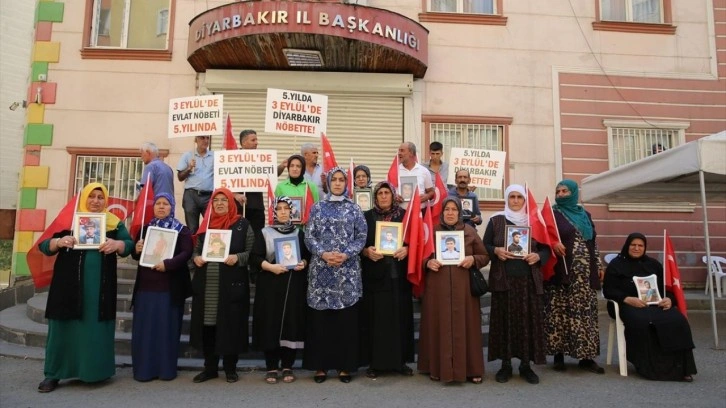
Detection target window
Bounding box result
[424,116,511,202]
[82,0,175,60]
[420,0,506,25]
[604,120,687,168]
[74,155,143,201]
[594,0,675,34]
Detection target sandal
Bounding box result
[265,370,279,384]
[468,376,483,384]
[682,375,694,382]
[281,369,296,383]
[429,375,440,382]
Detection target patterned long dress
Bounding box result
[544,211,601,359]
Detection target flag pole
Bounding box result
[141,173,151,239]
[69,189,81,250]
[547,195,568,275]
[663,229,667,299]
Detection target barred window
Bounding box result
[605,120,687,168]
[73,155,143,201]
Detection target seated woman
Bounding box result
[603,232,697,382]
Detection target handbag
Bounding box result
[469,267,489,297]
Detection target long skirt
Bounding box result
[620,305,697,381]
[359,283,414,371]
[131,291,184,381]
[303,303,360,372]
[488,275,546,364]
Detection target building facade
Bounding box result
[10,0,726,286]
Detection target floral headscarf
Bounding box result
[372,181,404,222]
[325,167,350,201]
[272,196,297,234]
[148,192,183,232]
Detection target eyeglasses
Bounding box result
[212,198,229,203]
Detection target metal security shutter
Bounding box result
[219,92,403,185]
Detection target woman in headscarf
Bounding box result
[303,167,367,384]
[251,196,311,384]
[544,179,604,374]
[37,183,134,392]
[130,192,193,382]
[353,165,372,190]
[483,185,550,385]
[189,187,255,384]
[603,233,696,381]
[359,181,413,379]
[418,197,489,384]
[275,155,320,226]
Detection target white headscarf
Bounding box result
[493,184,528,226]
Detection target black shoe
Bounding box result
[519,366,540,384]
[225,371,239,383]
[313,373,327,383]
[495,365,512,383]
[553,353,566,371]
[366,368,378,379]
[338,374,352,383]
[399,365,414,376]
[578,359,605,374]
[193,370,218,383]
[38,378,59,393]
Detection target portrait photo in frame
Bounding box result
[398,176,418,202]
[73,213,106,249]
[202,229,232,262]
[288,196,303,224]
[505,225,530,258]
[436,230,465,265]
[140,226,179,267]
[375,221,403,255]
[274,237,301,269]
[460,198,474,219]
[354,189,372,211]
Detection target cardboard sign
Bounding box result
[264,88,327,137]
[213,149,278,193]
[448,148,507,189]
[168,95,223,138]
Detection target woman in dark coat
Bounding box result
[359,181,414,379]
[190,187,255,383]
[251,196,310,384]
[418,197,489,384]
[131,192,193,382]
[483,184,550,385]
[603,232,697,382]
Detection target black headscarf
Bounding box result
[608,232,661,278]
[287,154,306,186]
[439,196,464,231]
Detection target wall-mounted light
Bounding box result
[35,87,43,104]
[8,101,27,111]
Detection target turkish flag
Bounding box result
[526,186,555,280]
[422,204,435,262]
[347,157,355,198]
[404,187,425,296]
[664,230,688,317]
[223,113,238,150]
[130,174,155,239]
[386,155,399,188]
[106,196,134,221]
[430,172,447,220]
[540,196,561,280]
[320,133,338,172]
[302,183,315,224]
[267,181,275,226]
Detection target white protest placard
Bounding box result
[168,95,223,138]
[448,148,507,189]
[265,88,327,137]
[213,149,278,193]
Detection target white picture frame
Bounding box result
[73,213,106,250]
[202,229,232,262]
[140,226,178,267]
[436,230,465,265]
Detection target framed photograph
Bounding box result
[375,221,403,255]
[354,189,372,211]
[436,230,465,265]
[633,274,662,305]
[398,176,418,202]
[505,225,530,258]
[288,196,303,224]
[140,226,179,267]
[460,198,474,219]
[73,213,106,250]
[274,237,301,269]
[202,229,232,262]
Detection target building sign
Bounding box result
[168,95,223,138]
[265,88,328,137]
[448,148,507,189]
[213,149,278,193]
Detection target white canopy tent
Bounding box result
[581,131,726,347]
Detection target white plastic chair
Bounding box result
[604,253,617,265]
[703,255,726,298]
[604,294,628,376]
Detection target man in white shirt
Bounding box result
[396,142,434,210]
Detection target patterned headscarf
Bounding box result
[494,184,528,226]
[79,182,120,231]
[439,196,463,230]
[553,179,593,240]
[354,165,372,188]
[148,192,184,232]
[372,181,405,221]
[207,188,241,230]
[272,196,297,234]
[325,167,350,201]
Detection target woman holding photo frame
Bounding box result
[275,154,319,227]
[418,197,489,384]
[190,187,255,384]
[483,184,550,385]
[359,181,414,379]
[130,192,193,382]
[250,196,311,384]
[36,182,133,393]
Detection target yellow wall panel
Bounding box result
[26,103,45,123]
[33,42,60,62]
[21,166,50,188]
[15,231,36,252]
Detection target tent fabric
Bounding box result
[581,131,726,204]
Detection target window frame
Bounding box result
[593,0,675,35]
[81,0,176,61]
[422,115,511,210]
[603,119,688,169]
[419,0,507,26]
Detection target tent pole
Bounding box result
[700,170,719,348]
